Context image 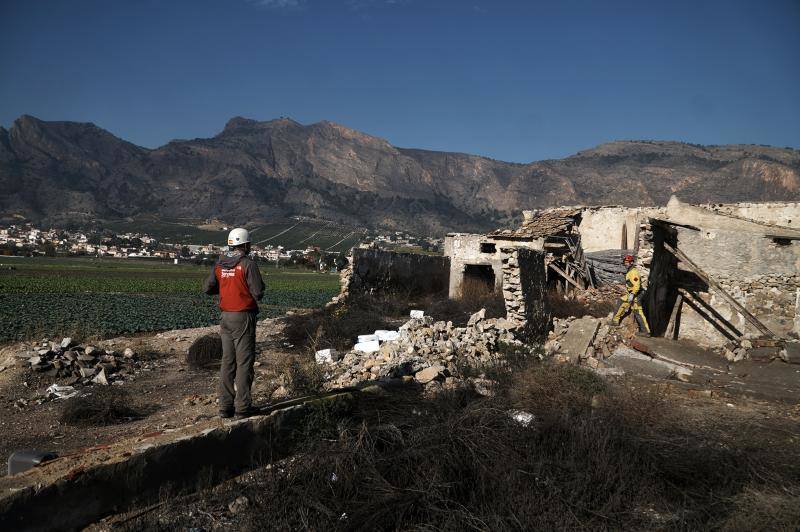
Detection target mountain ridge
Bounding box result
[1,115,798,235]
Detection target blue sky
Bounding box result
[0,0,798,162]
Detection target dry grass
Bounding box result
[122,361,800,531]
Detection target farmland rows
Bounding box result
[0,258,340,343]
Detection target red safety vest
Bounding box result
[215,263,257,312]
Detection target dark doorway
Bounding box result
[462,264,496,294]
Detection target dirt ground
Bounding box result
[0,317,301,472]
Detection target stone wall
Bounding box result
[702,201,800,230]
[500,248,549,339]
[341,248,450,298]
[577,206,664,253]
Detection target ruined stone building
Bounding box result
[444,196,800,347]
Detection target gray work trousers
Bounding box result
[218,311,257,413]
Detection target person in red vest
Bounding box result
[204,228,265,418]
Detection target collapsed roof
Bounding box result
[487,208,581,240]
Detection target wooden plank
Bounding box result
[548,263,581,289]
[665,293,683,340]
[664,243,777,339]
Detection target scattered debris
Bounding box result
[45,384,82,400]
[508,410,534,427]
[15,338,138,384]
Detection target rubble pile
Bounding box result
[544,315,623,369]
[14,337,138,386]
[322,309,522,392]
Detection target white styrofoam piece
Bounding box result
[410,310,425,319]
[354,340,380,353]
[357,334,379,343]
[374,330,400,342]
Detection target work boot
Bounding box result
[636,331,651,338]
[234,406,260,420]
[218,409,234,419]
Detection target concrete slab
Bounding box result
[616,337,800,402]
[608,347,692,381]
[559,317,601,364]
[628,337,728,373]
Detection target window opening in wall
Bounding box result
[772,238,792,246]
[621,223,628,249]
[480,242,496,254]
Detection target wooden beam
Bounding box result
[663,243,777,339]
[548,263,581,289]
[665,293,683,340]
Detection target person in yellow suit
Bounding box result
[612,254,651,336]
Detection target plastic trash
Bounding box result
[508,409,535,427]
[45,384,80,400]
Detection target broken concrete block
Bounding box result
[60,338,73,349]
[93,368,109,385]
[123,348,135,359]
[315,349,339,364]
[559,317,601,364]
[780,343,800,364]
[468,309,486,326]
[415,365,446,384]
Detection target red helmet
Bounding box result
[623,254,634,264]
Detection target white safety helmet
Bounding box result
[227,227,250,247]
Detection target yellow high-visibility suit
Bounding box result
[613,265,651,334]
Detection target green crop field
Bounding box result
[0,256,339,343]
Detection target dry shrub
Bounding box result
[282,358,326,396]
[60,387,149,426]
[121,363,800,531]
[186,333,222,369]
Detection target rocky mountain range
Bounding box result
[1,114,798,234]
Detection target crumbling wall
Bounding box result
[444,232,543,299]
[500,248,549,339]
[577,206,664,253]
[343,248,450,298]
[703,202,800,230]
